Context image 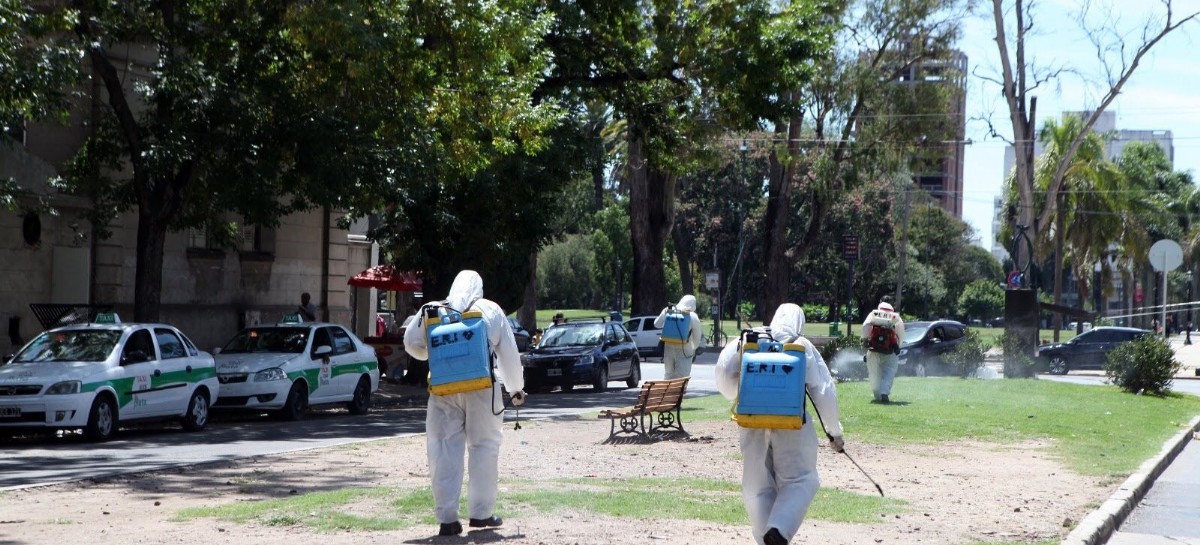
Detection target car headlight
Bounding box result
[45,380,81,395]
[575,355,594,366]
[254,367,288,382]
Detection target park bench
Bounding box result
[597,377,689,440]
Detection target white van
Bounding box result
[623,316,664,359]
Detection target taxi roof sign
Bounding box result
[280,313,304,324]
[94,312,121,324]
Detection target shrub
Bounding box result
[944,329,989,378]
[997,330,1041,377]
[818,334,867,382]
[1104,335,1180,395]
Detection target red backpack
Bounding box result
[864,310,900,354]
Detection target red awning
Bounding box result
[348,265,423,292]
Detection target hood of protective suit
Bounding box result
[769,303,805,342]
[675,295,697,313]
[445,270,484,312]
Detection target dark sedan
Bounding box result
[1039,326,1151,375]
[507,317,533,352]
[897,320,967,376]
[520,320,641,393]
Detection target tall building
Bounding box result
[898,51,969,218]
[1002,111,1174,186]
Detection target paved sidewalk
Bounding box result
[1062,334,1200,545]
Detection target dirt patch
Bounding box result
[0,400,1111,545]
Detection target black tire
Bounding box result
[181,389,210,432]
[277,382,308,421]
[1048,356,1069,375]
[626,358,641,388]
[560,383,575,392]
[592,364,609,393]
[346,376,372,415]
[83,394,118,442]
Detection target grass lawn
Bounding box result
[682,377,1200,477]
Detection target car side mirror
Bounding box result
[313,345,333,358]
[212,347,222,355]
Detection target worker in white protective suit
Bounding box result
[403,270,526,537]
[861,297,905,403]
[653,294,704,379]
[715,303,845,545]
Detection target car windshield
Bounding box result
[222,327,310,354]
[539,324,605,347]
[13,330,123,363]
[902,324,929,344]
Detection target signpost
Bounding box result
[842,235,859,336]
[1149,239,1183,338]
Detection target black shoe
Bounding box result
[881,394,890,403]
[469,516,503,528]
[438,521,462,536]
[763,527,788,545]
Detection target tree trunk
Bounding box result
[627,133,675,316]
[762,116,799,315]
[672,220,694,295]
[133,205,167,322]
[519,251,538,331]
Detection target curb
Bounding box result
[1060,415,1200,545]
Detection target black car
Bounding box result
[507,317,533,352]
[897,320,967,376]
[1039,326,1151,375]
[520,320,640,393]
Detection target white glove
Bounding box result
[511,390,527,406]
[829,435,845,453]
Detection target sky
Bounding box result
[955,0,1200,252]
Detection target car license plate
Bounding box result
[0,407,20,418]
[546,369,562,377]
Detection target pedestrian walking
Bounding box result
[862,296,905,403]
[402,270,526,536]
[653,295,704,379]
[714,303,845,545]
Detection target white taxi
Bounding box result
[212,315,379,420]
[0,313,219,441]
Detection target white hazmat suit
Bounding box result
[862,301,905,402]
[715,304,844,545]
[403,270,525,534]
[653,294,704,379]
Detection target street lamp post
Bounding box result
[1187,271,1194,345]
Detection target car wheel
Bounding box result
[181,389,210,432]
[346,376,372,415]
[626,358,641,388]
[83,394,118,442]
[277,382,308,421]
[1048,355,1069,375]
[592,364,609,392]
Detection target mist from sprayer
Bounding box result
[829,346,868,381]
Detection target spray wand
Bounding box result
[807,391,884,497]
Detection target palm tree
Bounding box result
[1034,115,1149,338]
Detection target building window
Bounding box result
[238,224,275,254]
